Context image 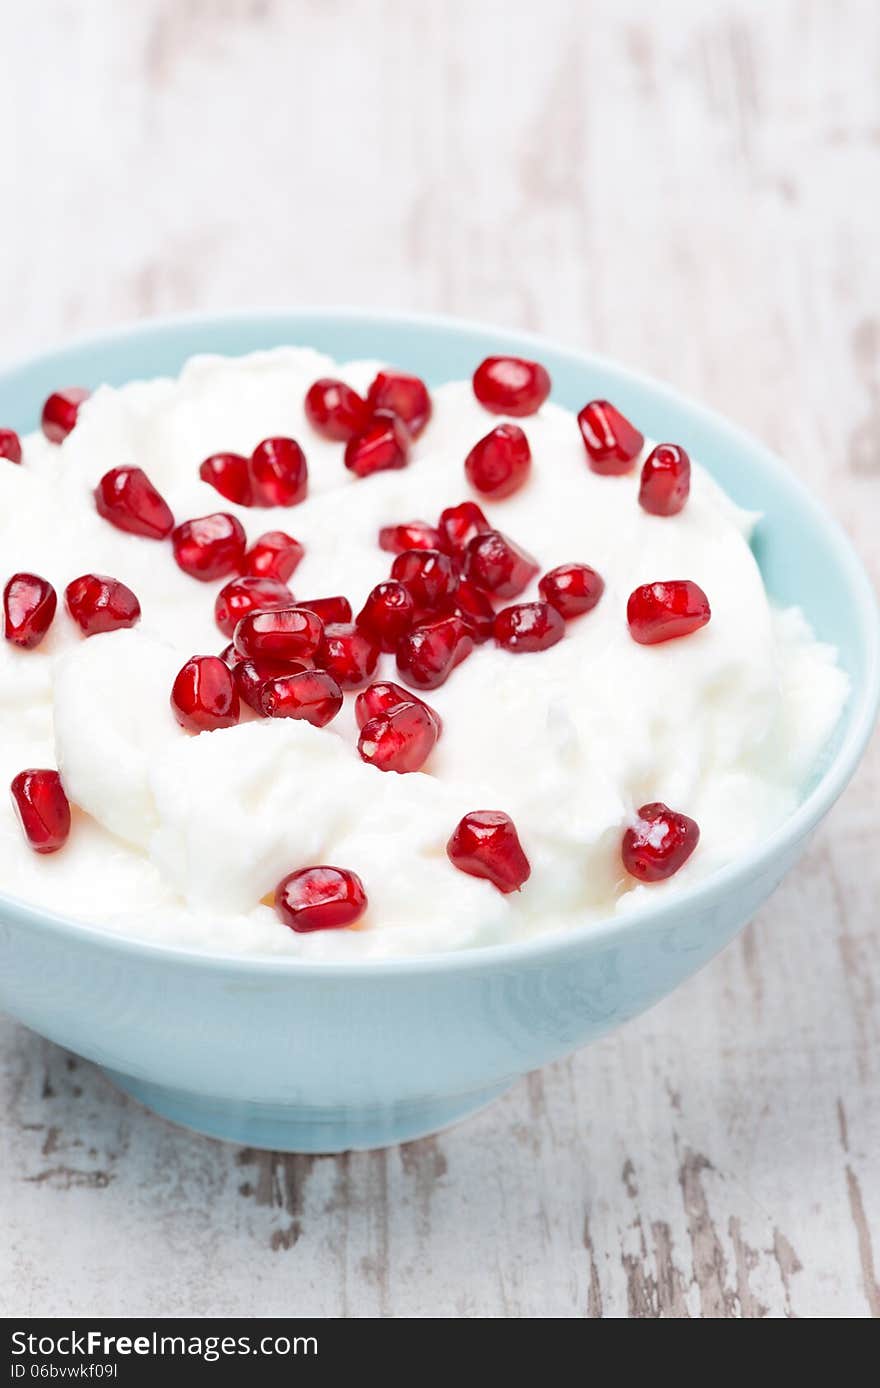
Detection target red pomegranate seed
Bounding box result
[304,378,371,442]
[65,574,140,636]
[10,769,71,854]
[452,580,496,643]
[437,501,491,556]
[627,580,711,645]
[241,530,304,583]
[378,520,443,554]
[578,400,644,475]
[172,513,246,582]
[297,595,353,625]
[358,701,440,773]
[356,581,416,651]
[366,370,432,438]
[639,444,691,516]
[275,865,367,932]
[170,655,240,733]
[494,601,565,653]
[3,573,57,648]
[234,607,324,662]
[472,357,551,417]
[622,802,700,882]
[391,548,459,613]
[355,681,442,733]
[214,575,293,638]
[199,452,253,506]
[539,563,604,619]
[464,423,532,498]
[396,616,473,690]
[219,641,242,668]
[316,622,380,689]
[41,387,90,444]
[0,428,22,464]
[260,669,343,726]
[234,656,309,713]
[250,437,308,507]
[344,410,410,478]
[447,810,530,893]
[463,529,538,600]
[94,467,174,539]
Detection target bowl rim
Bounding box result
[1,306,877,979]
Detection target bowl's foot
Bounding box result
[102,1069,512,1152]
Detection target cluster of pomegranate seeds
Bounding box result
[316,623,380,689]
[638,444,691,516]
[304,379,371,442]
[355,681,442,773]
[627,580,711,645]
[233,656,303,712]
[95,467,174,539]
[622,802,700,882]
[241,530,304,583]
[260,669,344,726]
[274,865,367,932]
[41,388,90,444]
[397,616,474,690]
[10,769,71,854]
[378,520,442,554]
[578,400,644,475]
[367,371,432,437]
[233,606,324,662]
[344,410,410,478]
[465,424,531,498]
[539,563,604,619]
[199,438,308,508]
[493,601,565,653]
[3,573,57,648]
[298,595,352,625]
[462,529,538,600]
[172,513,246,581]
[199,452,252,506]
[65,574,140,636]
[447,811,531,893]
[0,428,22,464]
[472,357,551,417]
[215,575,293,638]
[171,655,239,733]
[304,368,432,483]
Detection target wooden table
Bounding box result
[1,0,877,1318]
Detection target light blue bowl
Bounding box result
[0,311,877,1153]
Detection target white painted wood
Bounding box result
[0,0,877,1317]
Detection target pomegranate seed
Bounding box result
[3,573,57,648]
[465,423,532,498]
[396,616,473,690]
[10,769,71,854]
[472,357,551,417]
[494,601,565,653]
[316,622,380,689]
[171,655,240,733]
[378,520,443,554]
[452,580,496,643]
[344,410,410,478]
[539,563,604,619]
[260,669,344,727]
[0,428,22,464]
[41,387,90,443]
[199,452,253,506]
[627,580,711,645]
[250,437,308,507]
[297,595,353,625]
[622,802,700,882]
[234,657,309,713]
[639,444,691,516]
[94,467,174,539]
[304,378,370,442]
[437,501,491,556]
[214,575,293,638]
[391,548,459,613]
[65,574,140,636]
[172,513,246,582]
[578,400,644,475]
[356,581,416,651]
[275,865,367,932]
[219,641,242,668]
[355,681,442,733]
[358,701,440,773]
[241,530,304,583]
[366,370,432,438]
[463,529,538,600]
[447,811,530,893]
[234,607,324,663]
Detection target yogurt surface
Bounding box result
[0,349,848,958]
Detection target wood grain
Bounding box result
[0,0,877,1317]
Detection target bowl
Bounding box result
[0,310,877,1153]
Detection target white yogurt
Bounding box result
[0,349,848,958]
